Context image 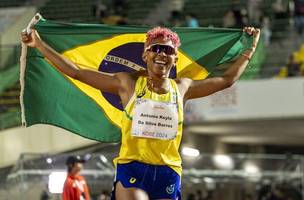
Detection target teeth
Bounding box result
[154,60,166,64]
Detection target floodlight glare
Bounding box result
[213,154,234,170]
[48,172,67,193]
[182,147,200,157]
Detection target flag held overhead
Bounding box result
[20,14,253,142]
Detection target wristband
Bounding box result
[247,46,256,52]
[241,53,251,61]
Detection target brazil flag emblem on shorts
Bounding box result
[20,16,254,142]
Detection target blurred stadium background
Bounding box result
[1,0,304,199]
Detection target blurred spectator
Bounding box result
[186,193,196,200]
[272,0,289,18]
[287,54,302,77]
[196,189,204,200]
[40,188,51,200]
[247,0,263,26]
[98,190,110,200]
[204,190,214,200]
[223,10,236,28]
[169,16,183,27]
[258,184,272,200]
[93,0,108,22]
[116,14,128,25]
[232,7,246,28]
[62,156,90,200]
[261,16,272,46]
[223,7,245,28]
[170,0,184,22]
[103,13,124,25]
[231,0,248,28]
[273,0,289,19]
[258,183,302,200]
[272,0,290,37]
[186,13,199,27]
[293,0,304,36]
[113,0,127,15]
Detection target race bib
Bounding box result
[131,98,178,140]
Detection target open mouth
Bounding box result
[154,60,167,66]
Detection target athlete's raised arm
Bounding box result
[21,29,130,95]
[179,27,260,101]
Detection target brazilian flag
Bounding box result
[20,16,254,142]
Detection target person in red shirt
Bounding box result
[62,156,91,200]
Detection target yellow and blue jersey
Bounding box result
[114,76,184,175]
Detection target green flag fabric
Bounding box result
[20,16,254,142]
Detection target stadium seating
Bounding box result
[38,0,161,24]
[0,82,21,130]
[183,0,237,27]
[0,0,25,7]
[126,0,161,24]
[39,0,97,23]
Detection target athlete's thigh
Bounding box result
[115,181,149,200]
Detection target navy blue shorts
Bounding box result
[111,161,181,200]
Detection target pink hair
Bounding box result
[145,27,181,48]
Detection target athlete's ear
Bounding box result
[174,56,178,64]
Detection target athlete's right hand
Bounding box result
[21,29,41,48]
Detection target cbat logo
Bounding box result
[98,42,176,111]
[129,177,136,184]
[166,184,175,194]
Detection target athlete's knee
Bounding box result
[115,181,149,200]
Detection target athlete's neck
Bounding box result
[148,77,170,94]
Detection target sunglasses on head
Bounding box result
[145,44,176,55]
